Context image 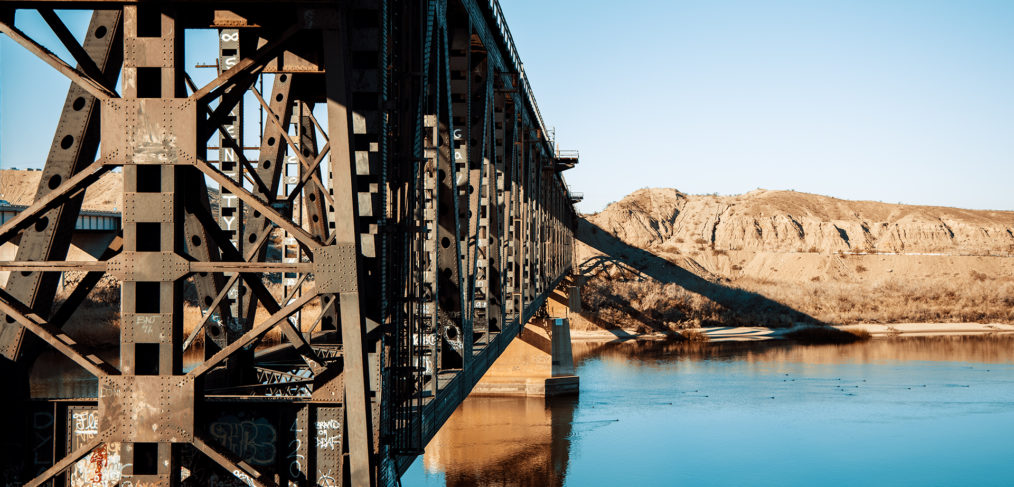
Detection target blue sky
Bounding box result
[500,0,1014,212]
[3,1,1014,212]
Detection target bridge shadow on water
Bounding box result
[574,218,826,329]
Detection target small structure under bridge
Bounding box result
[0,0,581,485]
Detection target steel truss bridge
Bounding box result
[0,1,578,485]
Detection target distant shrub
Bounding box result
[694,238,708,245]
[785,326,871,344]
[856,265,868,273]
[679,329,709,342]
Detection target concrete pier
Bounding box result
[473,278,581,396]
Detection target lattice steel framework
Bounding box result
[0,1,578,485]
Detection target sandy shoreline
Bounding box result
[569,322,1014,342]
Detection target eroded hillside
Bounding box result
[590,188,1014,256]
[575,189,1014,332]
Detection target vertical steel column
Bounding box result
[117,5,184,483]
[463,34,490,363]
[418,1,446,398]
[421,113,439,392]
[508,102,523,323]
[503,96,519,324]
[435,23,466,368]
[520,127,533,310]
[485,77,506,339]
[535,149,544,297]
[345,0,386,451]
[323,24,376,486]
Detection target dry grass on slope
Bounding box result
[576,259,1014,334]
[577,264,824,333]
[738,276,1014,325]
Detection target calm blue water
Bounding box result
[402,336,1014,486]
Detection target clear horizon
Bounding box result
[4,2,1014,213]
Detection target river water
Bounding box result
[402,335,1014,487]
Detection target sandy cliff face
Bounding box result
[576,188,1014,329]
[588,188,1014,256]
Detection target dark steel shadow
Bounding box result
[576,218,825,328]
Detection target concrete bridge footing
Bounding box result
[473,278,581,396]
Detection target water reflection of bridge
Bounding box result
[421,339,671,487]
[425,395,577,487]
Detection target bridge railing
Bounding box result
[487,0,555,153]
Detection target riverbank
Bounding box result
[569,322,1014,342]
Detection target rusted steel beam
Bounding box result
[250,86,336,210]
[0,261,107,271]
[434,22,467,371]
[191,436,276,487]
[0,19,117,98]
[189,261,314,273]
[462,34,491,364]
[0,158,111,246]
[111,6,188,483]
[190,23,301,102]
[181,228,274,351]
[182,166,237,353]
[193,158,322,249]
[24,437,102,487]
[488,84,507,336]
[296,104,332,240]
[0,9,122,365]
[188,291,318,378]
[323,23,375,486]
[0,288,116,377]
[0,260,312,273]
[38,8,107,85]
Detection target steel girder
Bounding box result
[0,1,578,486]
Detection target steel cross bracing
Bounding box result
[0,0,579,486]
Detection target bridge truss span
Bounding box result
[0,0,578,485]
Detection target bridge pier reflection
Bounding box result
[424,395,578,487]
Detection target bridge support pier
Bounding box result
[473,277,581,396]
